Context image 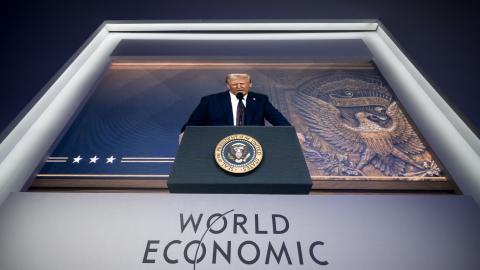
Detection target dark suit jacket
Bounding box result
[181,91,291,132]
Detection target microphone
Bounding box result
[236,92,244,100]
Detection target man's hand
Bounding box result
[296,132,305,145]
[178,132,184,144]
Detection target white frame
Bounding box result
[1,20,479,205]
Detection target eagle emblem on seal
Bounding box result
[293,78,442,178]
[228,142,252,163]
[214,134,263,174]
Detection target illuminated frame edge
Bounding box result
[0,20,479,205]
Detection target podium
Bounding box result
[168,126,312,194]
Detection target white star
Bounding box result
[73,155,83,163]
[106,156,116,164]
[89,156,99,164]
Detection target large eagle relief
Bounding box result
[293,78,442,179]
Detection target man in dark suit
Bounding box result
[179,73,293,142]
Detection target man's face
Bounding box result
[227,76,252,96]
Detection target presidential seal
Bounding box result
[214,134,263,174]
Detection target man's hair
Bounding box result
[226,73,252,83]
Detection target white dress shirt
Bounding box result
[229,91,248,126]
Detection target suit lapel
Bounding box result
[245,92,257,125]
[222,91,234,125]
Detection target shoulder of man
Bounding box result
[202,91,230,100]
[249,91,269,101]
